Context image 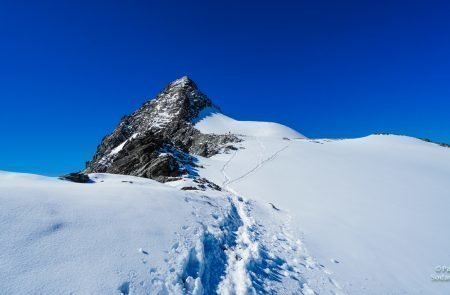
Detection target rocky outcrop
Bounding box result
[84,76,239,182]
[60,172,91,183]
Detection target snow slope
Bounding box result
[0,172,220,294]
[0,171,341,294]
[194,109,304,138]
[198,134,450,294]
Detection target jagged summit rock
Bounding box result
[84,77,238,182]
[168,75,197,88]
[110,75,215,137]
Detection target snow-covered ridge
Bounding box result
[194,108,305,138]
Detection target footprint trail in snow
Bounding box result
[150,139,344,294]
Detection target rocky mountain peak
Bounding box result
[84,77,238,183]
[130,76,215,132]
[167,75,197,89]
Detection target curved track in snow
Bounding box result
[214,139,345,295]
[226,140,292,187]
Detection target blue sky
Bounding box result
[1,0,449,176]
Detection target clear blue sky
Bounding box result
[1,0,449,176]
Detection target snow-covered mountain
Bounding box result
[84,76,238,182]
[1,77,450,295]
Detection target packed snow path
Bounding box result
[213,140,344,295]
[148,136,344,294]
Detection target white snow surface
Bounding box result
[1,114,450,295]
[198,134,450,295]
[0,173,212,294]
[0,171,339,294]
[194,109,305,138]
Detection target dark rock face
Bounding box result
[84,76,239,182]
[60,172,91,183]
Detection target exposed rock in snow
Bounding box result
[84,76,240,182]
[60,172,91,183]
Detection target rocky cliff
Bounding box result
[84,76,239,182]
